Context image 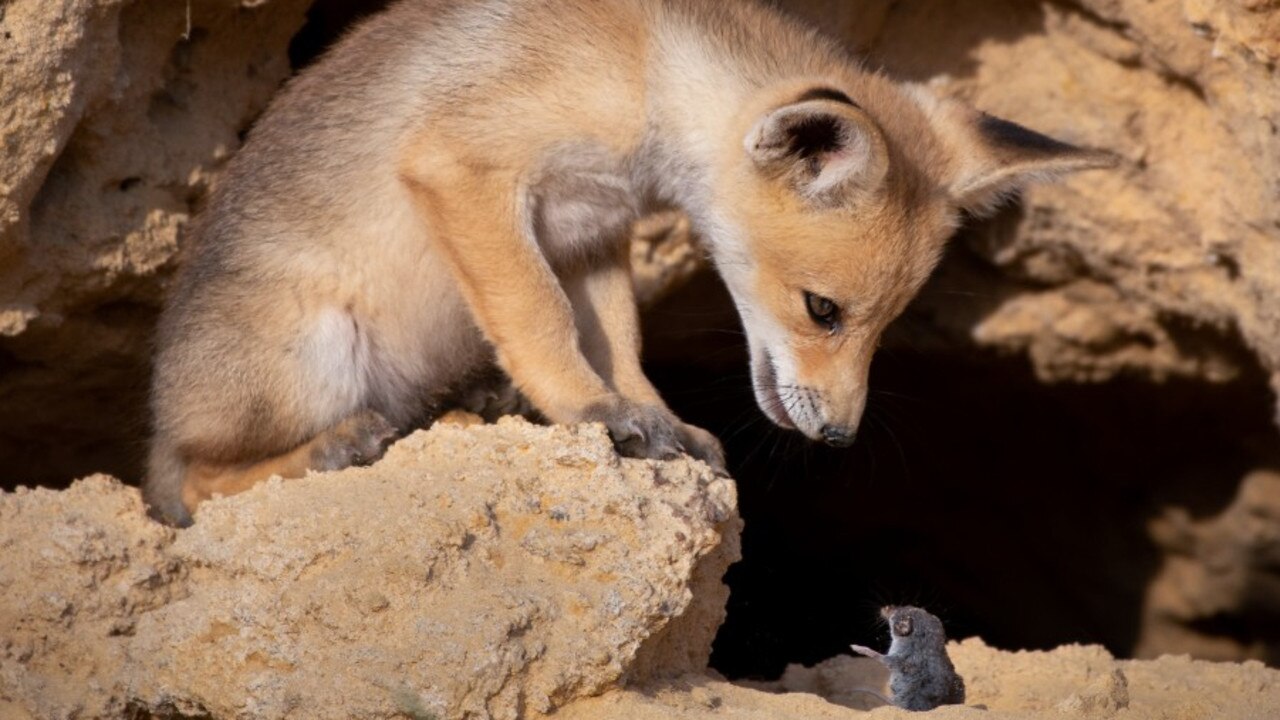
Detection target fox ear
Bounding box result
[745,94,889,202]
[943,107,1118,216]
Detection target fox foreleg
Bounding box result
[402,156,715,467]
[563,244,726,473]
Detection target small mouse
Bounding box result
[849,605,966,711]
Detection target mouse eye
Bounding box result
[804,291,840,331]
[894,617,914,637]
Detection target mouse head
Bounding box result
[881,605,948,652]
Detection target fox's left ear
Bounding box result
[917,91,1119,216]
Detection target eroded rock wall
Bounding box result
[1141,468,1280,661]
[0,0,311,485]
[7,421,1280,720]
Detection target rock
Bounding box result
[0,419,740,719]
[780,0,1280,411]
[0,476,181,720]
[1140,469,1280,661]
[3,424,1280,719]
[630,211,705,308]
[0,0,311,486]
[1056,668,1130,716]
[656,0,1280,410]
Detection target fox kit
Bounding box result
[146,0,1114,525]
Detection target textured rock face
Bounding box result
[0,0,311,485]
[0,476,182,720]
[0,0,308,329]
[1141,469,1280,661]
[7,427,1280,719]
[0,419,740,719]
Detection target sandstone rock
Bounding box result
[0,0,311,486]
[1,0,307,328]
[630,211,705,308]
[781,0,1280,412]
[0,476,181,720]
[1140,468,1280,661]
[2,415,1279,719]
[0,419,740,719]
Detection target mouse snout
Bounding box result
[892,615,914,637]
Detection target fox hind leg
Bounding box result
[306,409,398,472]
[146,301,403,525]
[149,410,397,526]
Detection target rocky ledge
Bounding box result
[4,419,1280,719]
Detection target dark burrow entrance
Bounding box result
[641,250,1280,678]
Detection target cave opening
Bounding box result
[640,244,1280,677]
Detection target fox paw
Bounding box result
[581,398,683,462]
[675,421,727,475]
[310,410,398,472]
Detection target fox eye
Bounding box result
[804,291,840,330]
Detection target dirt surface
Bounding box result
[552,641,1280,719]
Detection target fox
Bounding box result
[144,0,1115,526]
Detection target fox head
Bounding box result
[710,81,1116,446]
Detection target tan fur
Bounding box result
[181,449,315,512]
[145,0,1114,525]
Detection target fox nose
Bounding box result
[821,425,857,447]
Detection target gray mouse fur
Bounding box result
[849,605,966,711]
